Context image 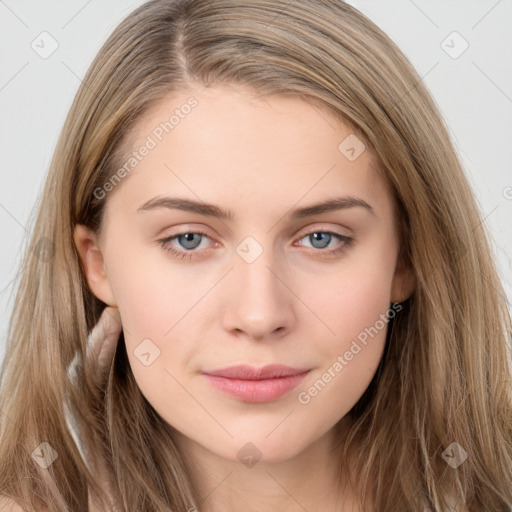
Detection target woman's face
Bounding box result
[76,83,413,464]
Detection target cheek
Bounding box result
[302,248,397,349]
[104,248,215,384]
[294,242,396,409]
[105,242,208,338]
[309,273,389,369]
[105,257,200,409]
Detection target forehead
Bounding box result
[104,84,391,222]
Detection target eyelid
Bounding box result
[159,223,351,244]
[158,223,354,260]
[158,224,217,243]
[296,223,351,238]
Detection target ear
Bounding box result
[390,251,416,304]
[73,224,117,307]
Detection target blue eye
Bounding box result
[158,229,353,260]
[299,230,350,251]
[295,229,354,257]
[158,230,212,260]
[172,232,203,250]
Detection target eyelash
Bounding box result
[158,228,354,260]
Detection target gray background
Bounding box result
[1,0,511,365]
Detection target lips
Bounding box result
[202,364,310,380]
[202,364,311,403]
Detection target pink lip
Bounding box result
[202,364,310,403]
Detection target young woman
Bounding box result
[1,1,511,511]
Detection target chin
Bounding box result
[211,434,311,466]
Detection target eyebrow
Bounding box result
[137,195,375,221]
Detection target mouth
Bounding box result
[201,364,311,403]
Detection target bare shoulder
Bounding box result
[0,496,25,511]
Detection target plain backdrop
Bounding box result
[1,0,511,366]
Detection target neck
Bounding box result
[172,416,365,512]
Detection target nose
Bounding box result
[221,244,296,341]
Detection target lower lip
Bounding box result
[203,372,310,403]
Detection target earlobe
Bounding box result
[390,255,416,304]
[73,224,117,307]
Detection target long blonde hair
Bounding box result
[1,1,511,510]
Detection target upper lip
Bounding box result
[202,364,310,380]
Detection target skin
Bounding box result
[74,82,415,512]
